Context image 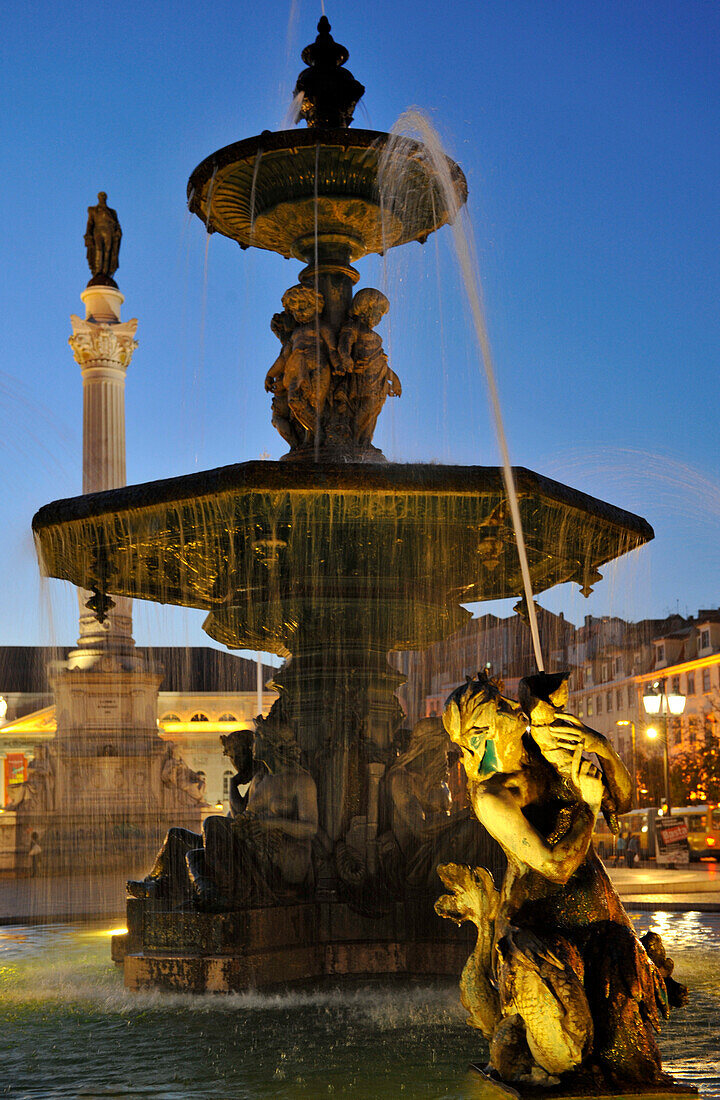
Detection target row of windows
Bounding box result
[160,712,239,723]
[583,686,635,717]
[580,667,716,717]
[657,631,713,663]
[668,669,714,696]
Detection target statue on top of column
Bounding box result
[85,192,122,287]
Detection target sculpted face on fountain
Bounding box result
[442,674,526,783]
[252,719,301,774]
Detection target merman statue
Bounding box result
[435,672,688,1093]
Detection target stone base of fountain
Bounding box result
[113,895,473,992]
[467,1063,698,1100]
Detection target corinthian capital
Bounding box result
[69,315,138,368]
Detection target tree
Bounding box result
[670,744,720,804]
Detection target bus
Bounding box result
[593,808,657,862]
[594,803,720,863]
[670,804,720,861]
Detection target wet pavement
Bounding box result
[1,859,719,923]
[608,859,720,911]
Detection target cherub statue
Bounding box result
[264,285,338,441]
[435,672,687,1092]
[265,309,306,449]
[336,288,400,445]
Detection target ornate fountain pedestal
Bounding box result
[8,650,204,875]
[113,895,474,992]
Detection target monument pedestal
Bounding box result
[16,656,204,873]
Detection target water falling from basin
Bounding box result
[379,110,544,672]
[23,17,694,1095]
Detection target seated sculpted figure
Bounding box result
[381,717,494,892]
[435,672,687,1091]
[187,715,319,910]
[264,285,338,439]
[127,728,255,903]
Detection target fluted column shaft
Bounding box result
[68,286,138,661]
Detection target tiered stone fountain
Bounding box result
[32,19,652,993]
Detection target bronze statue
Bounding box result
[84,191,122,286]
[380,717,488,892]
[189,716,318,910]
[264,285,338,441]
[436,672,687,1092]
[127,729,254,903]
[336,288,400,444]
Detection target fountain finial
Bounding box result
[294,17,365,129]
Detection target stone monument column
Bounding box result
[68,283,138,663]
[39,195,203,872]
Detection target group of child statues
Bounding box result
[129,672,688,1093]
[264,284,401,455]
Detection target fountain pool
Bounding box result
[1,912,718,1098]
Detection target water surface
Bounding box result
[0,912,718,1098]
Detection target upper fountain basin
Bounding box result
[187,129,468,263]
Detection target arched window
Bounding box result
[190,713,209,722]
[222,770,233,799]
[218,713,237,723]
[161,713,181,723]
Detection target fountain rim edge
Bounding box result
[186,127,468,206]
[32,460,654,543]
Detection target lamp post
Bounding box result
[642,679,686,812]
[616,720,637,808]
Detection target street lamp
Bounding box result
[616,720,637,808]
[642,679,685,812]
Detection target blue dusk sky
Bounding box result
[2,0,719,653]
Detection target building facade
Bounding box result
[392,606,720,797]
[0,646,277,812]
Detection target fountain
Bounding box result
[29,18,691,1092]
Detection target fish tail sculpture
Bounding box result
[435,862,501,1038]
[496,927,593,1079]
